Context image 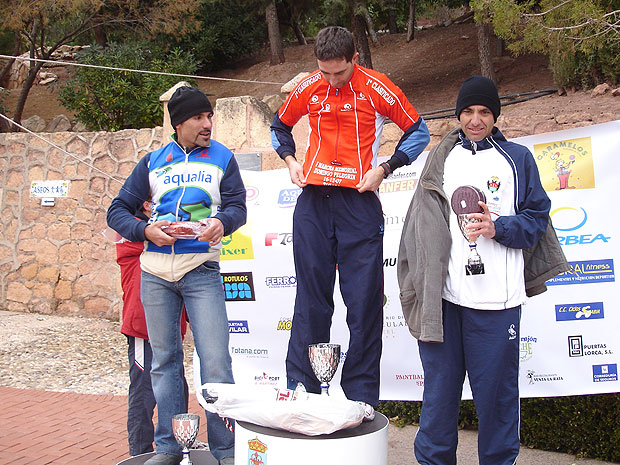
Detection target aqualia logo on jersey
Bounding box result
[551,206,610,246]
[161,170,213,187]
[555,302,604,321]
[221,272,255,301]
[547,259,615,286]
[278,188,301,207]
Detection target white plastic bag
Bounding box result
[196,382,364,436]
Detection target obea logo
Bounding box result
[551,206,609,245]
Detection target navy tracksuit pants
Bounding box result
[127,336,156,456]
[286,185,384,407]
[415,300,521,465]
[127,336,189,456]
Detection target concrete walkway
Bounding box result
[0,386,616,465]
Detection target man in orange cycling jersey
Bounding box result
[270,25,430,420]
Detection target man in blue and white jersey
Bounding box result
[107,86,246,465]
[397,76,567,465]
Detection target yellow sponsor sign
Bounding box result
[533,137,595,191]
[220,226,254,260]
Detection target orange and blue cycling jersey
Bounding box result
[271,64,430,188]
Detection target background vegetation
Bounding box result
[2,0,619,129]
[380,393,620,462]
[58,43,198,131]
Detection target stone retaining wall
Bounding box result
[1,128,163,319]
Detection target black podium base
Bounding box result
[116,449,217,465]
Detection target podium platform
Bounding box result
[235,412,388,464]
[116,449,217,465]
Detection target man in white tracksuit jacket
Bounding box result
[397,76,568,465]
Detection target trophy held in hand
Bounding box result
[451,185,486,276]
[308,343,341,395]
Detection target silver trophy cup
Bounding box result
[308,343,341,395]
[457,214,485,275]
[172,413,200,465]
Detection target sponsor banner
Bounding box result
[218,121,620,401]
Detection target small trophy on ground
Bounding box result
[172,413,200,465]
[451,185,486,275]
[308,343,341,395]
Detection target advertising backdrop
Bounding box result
[220,120,620,401]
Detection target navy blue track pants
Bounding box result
[126,336,189,456]
[415,300,521,465]
[286,185,384,407]
[127,336,156,456]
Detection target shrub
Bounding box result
[378,393,620,462]
[58,42,198,131]
[550,40,620,88]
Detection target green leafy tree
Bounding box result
[0,0,200,128]
[471,0,620,87]
[58,43,198,131]
[164,0,268,71]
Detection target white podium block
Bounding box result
[235,412,388,464]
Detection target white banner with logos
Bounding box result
[220,120,620,401]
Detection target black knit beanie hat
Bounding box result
[455,76,501,122]
[168,86,213,127]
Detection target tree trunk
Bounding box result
[93,24,108,48]
[349,1,373,68]
[266,0,285,65]
[283,0,307,45]
[292,21,307,46]
[364,9,379,45]
[407,0,415,42]
[477,21,496,82]
[12,61,45,128]
[386,0,399,34]
[0,31,22,87]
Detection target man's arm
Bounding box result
[106,156,152,243]
[270,113,297,161]
[356,119,430,193]
[476,146,550,250]
[271,113,307,187]
[213,156,247,238]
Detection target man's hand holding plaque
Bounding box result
[451,185,487,275]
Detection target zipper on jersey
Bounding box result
[331,88,343,166]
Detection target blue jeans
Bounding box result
[141,261,235,460]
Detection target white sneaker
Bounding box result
[356,401,375,422]
[294,381,306,392]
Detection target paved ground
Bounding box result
[1,385,617,465]
[0,310,617,464]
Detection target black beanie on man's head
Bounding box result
[455,76,501,122]
[168,86,213,127]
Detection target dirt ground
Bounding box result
[3,20,620,126]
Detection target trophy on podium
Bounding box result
[172,413,200,465]
[451,185,486,275]
[309,343,341,395]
